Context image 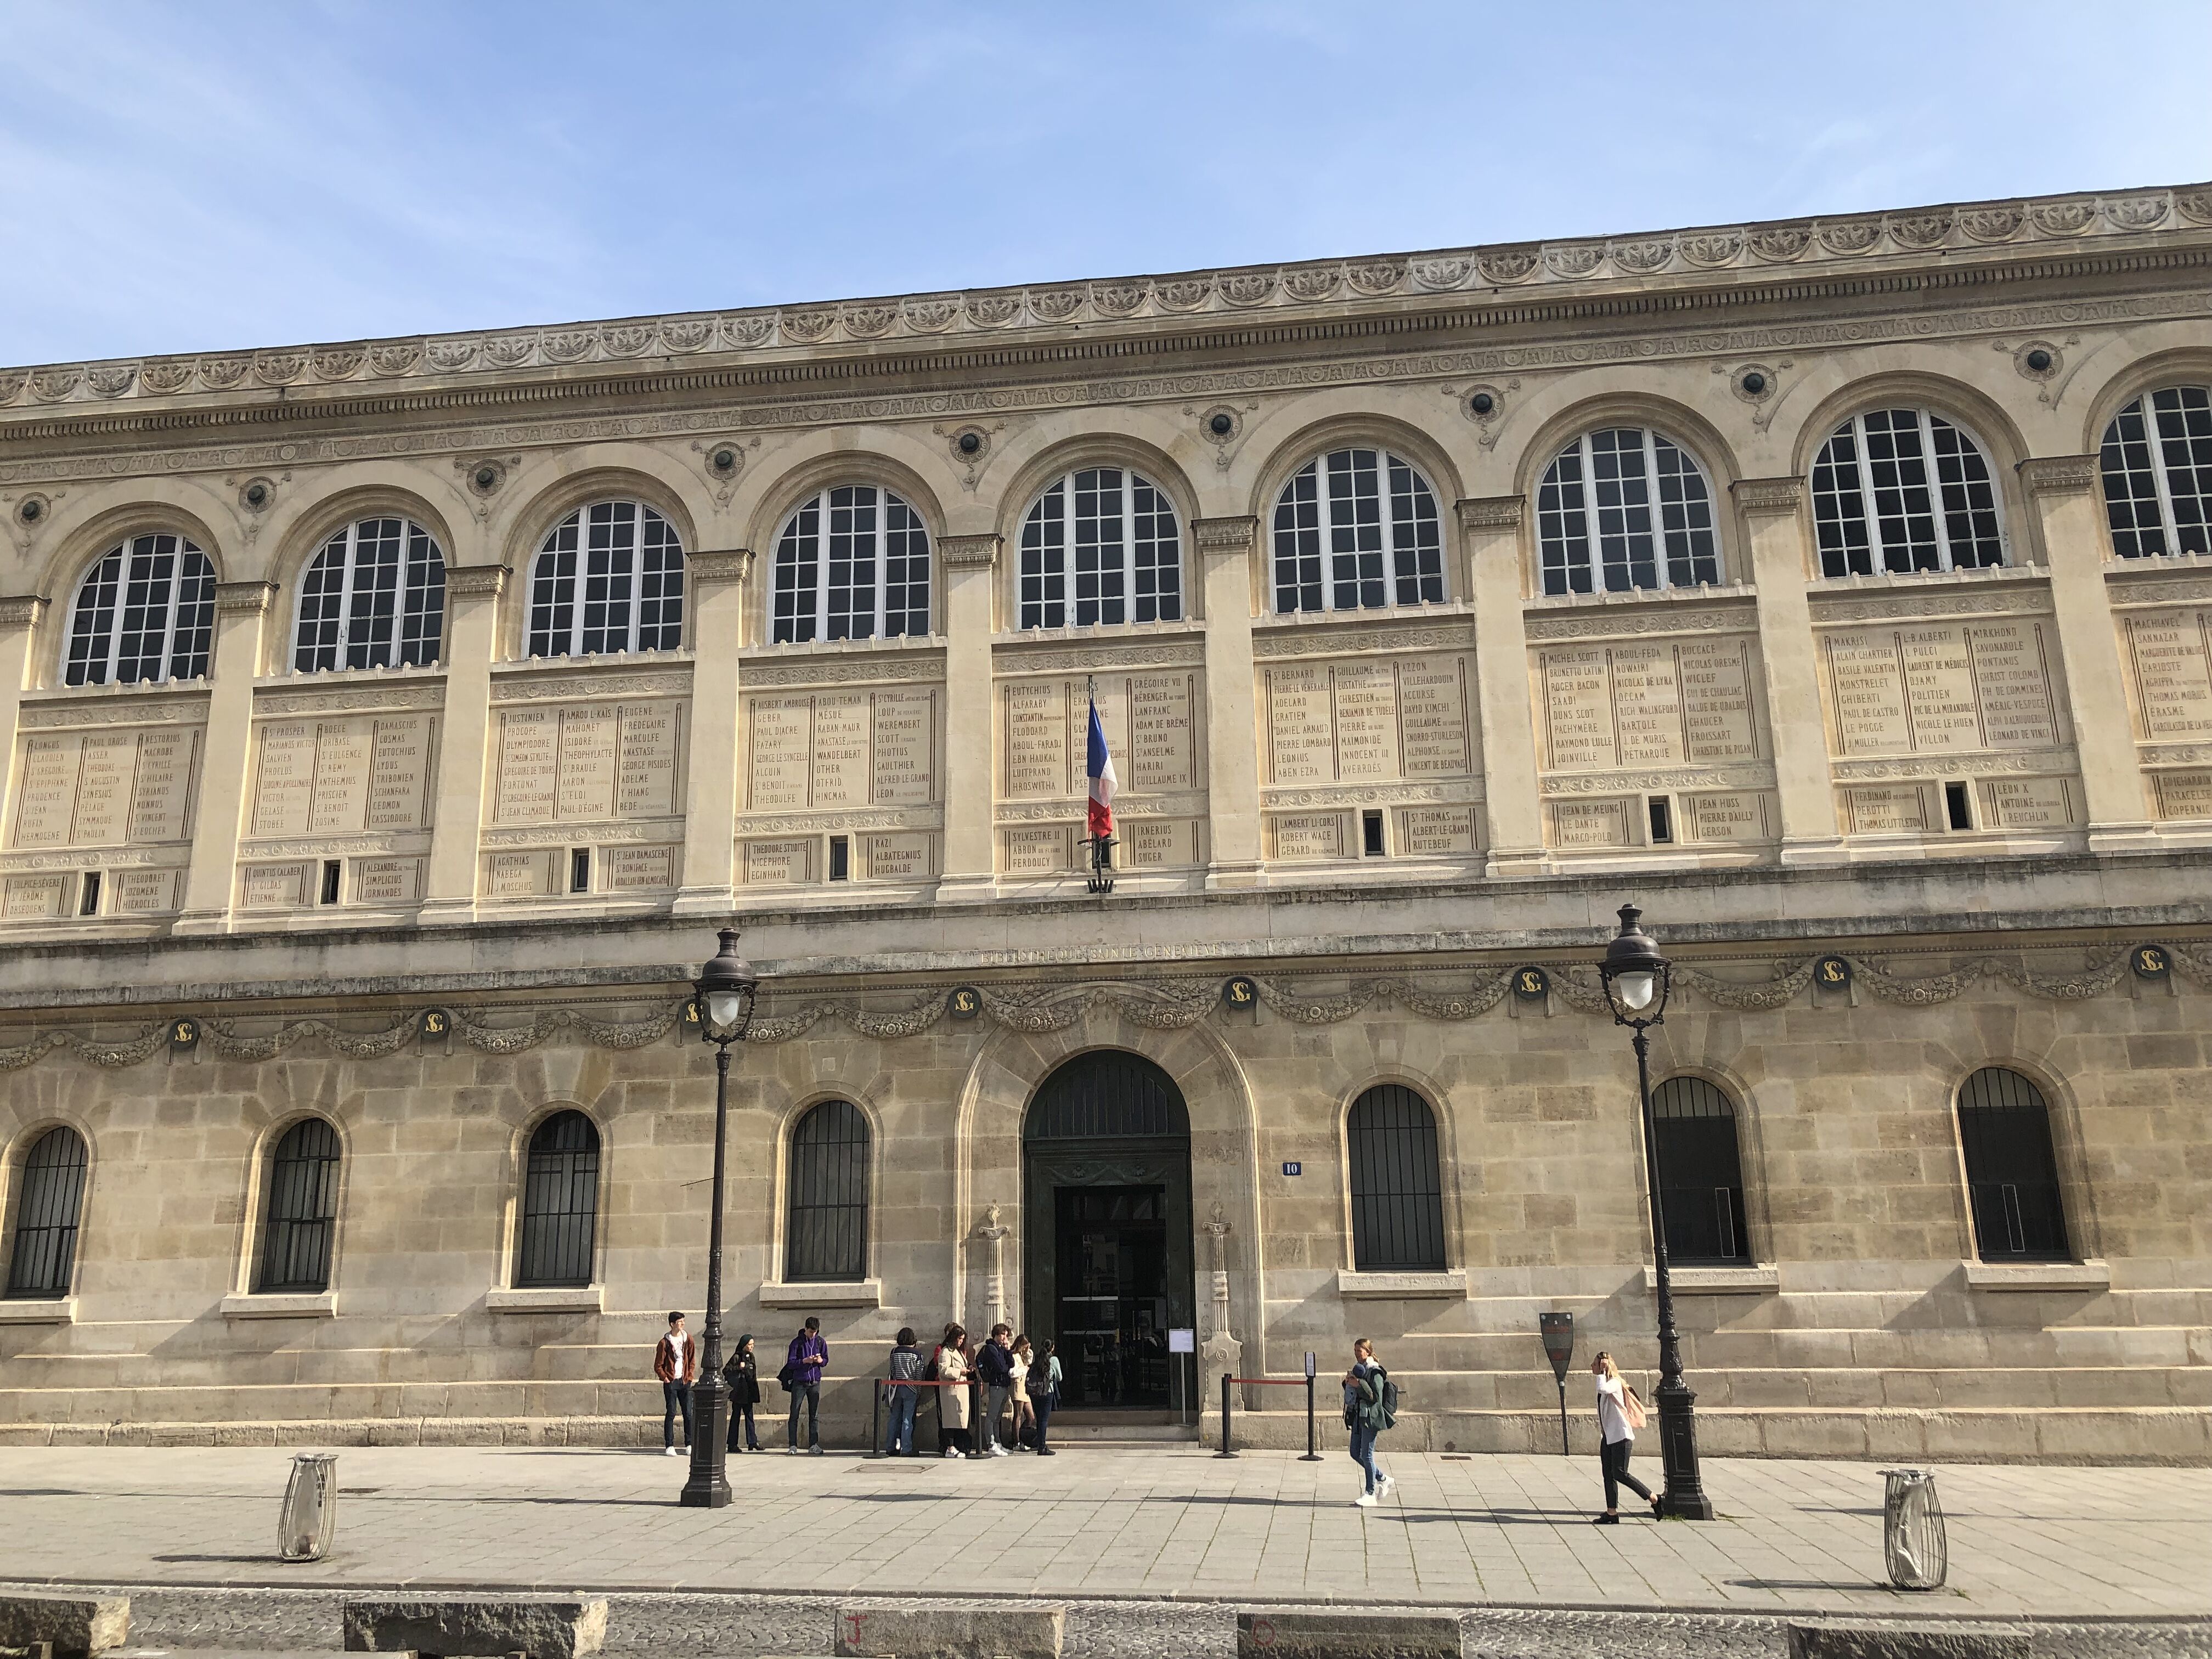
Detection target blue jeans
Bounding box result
[883,1387,919,1455]
[662,1380,693,1449]
[1032,1395,1056,1451]
[787,1380,820,1447]
[1349,1420,1381,1493]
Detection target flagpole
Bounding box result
[1086,676,1115,896]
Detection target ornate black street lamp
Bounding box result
[1596,903,1713,1521]
[680,927,761,1509]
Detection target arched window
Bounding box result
[1345,1084,1446,1272]
[256,1118,341,1294]
[525,500,686,658]
[1018,468,1183,629]
[1811,409,2006,578]
[515,1111,600,1289]
[1272,448,1443,614]
[772,486,931,643]
[2100,386,2212,558]
[1538,428,1721,596]
[5,1126,88,1299]
[1649,1077,1751,1265]
[786,1100,870,1282]
[64,533,216,687]
[1957,1068,2071,1262]
[293,517,447,672]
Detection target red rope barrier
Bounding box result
[1228,1376,1316,1386]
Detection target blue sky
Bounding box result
[3,1,2208,366]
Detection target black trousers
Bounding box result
[787,1380,820,1447]
[729,1402,759,1450]
[662,1380,693,1448]
[1601,1436,1653,1509]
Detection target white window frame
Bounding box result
[1812,409,2007,578]
[1017,467,1184,630]
[63,533,216,688]
[1269,447,1444,616]
[291,517,447,674]
[524,500,687,660]
[2100,386,2212,559]
[1537,427,1723,596]
[770,485,933,644]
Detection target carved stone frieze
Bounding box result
[1830,751,2076,781]
[940,534,1000,568]
[1262,781,1482,808]
[481,822,683,847]
[1541,768,1768,794]
[0,595,47,628]
[1522,602,1754,641]
[2105,568,2212,606]
[444,564,510,600]
[1252,622,1474,657]
[687,549,754,585]
[19,693,206,727]
[2018,454,2101,495]
[1809,585,2052,623]
[214,581,276,616]
[1455,495,1525,531]
[489,668,691,702]
[995,640,1205,673]
[1733,476,1805,515]
[1192,516,1259,554]
[741,808,944,833]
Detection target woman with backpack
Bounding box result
[723,1333,762,1453]
[1341,1337,1395,1507]
[1591,1351,1660,1523]
[933,1324,972,1457]
[1029,1339,1062,1456]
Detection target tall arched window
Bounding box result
[5,1126,88,1299]
[1811,408,2006,578]
[1957,1068,2071,1262]
[1538,428,1721,596]
[293,517,447,672]
[1649,1077,1751,1265]
[1018,468,1183,629]
[772,486,931,642]
[1272,448,1443,614]
[526,500,686,658]
[1345,1084,1447,1272]
[2100,386,2212,558]
[515,1111,600,1289]
[64,534,217,686]
[786,1100,870,1282]
[256,1118,341,1294]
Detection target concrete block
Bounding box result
[342,1597,607,1659]
[1236,1609,1458,1659]
[0,1593,131,1657]
[834,1605,1063,1659]
[1787,1620,2029,1658]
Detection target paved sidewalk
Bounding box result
[0,1444,2203,1620]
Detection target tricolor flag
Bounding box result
[1086,693,1116,841]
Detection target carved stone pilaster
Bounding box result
[2018,454,2101,496]
[940,534,1000,569]
[974,1202,1011,1335]
[1733,476,1807,516]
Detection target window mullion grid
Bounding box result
[1922,420,1960,573]
[1120,469,1137,623]
[335,523,363,666]
[1849,415,1883,575]
[2148,393,2185,555]
[812,494,832,645]
[96,552,123,687]
[1641,427,1669,591]
[871,496,887,640]
[1578,433,1602,591]
[152,541,184,686]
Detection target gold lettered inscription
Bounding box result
[2134,944,2172,980]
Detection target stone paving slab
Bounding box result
[0,1444,2205,1624]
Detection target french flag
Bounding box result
[1086,694,1116,842]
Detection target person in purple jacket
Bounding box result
[785,1316,828,1454]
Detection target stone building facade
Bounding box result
[1,182,2210,1462]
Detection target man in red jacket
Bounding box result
[655,1311,697,1457]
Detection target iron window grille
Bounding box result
[5,1126,88,1298]
[1957,1067,2071,1262]
[1649,1076,1752,1265]
[1538,428,1722,596]
[514,1111,600,1289]
[772,486,932,643]
[785,1100,870,1283]
[1018,467,1183,629]
[2100,386,2212,558]
[526,501,686,658]
[1024,1050,1189,1141]
[1346,1084,1447,1272]
[1811,409,2006,578]
[64,534,217,687]
[257,1118,342,1294]
[1271,448,1443,614]
[293,517,447,672]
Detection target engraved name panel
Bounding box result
[1538,637,1759,771]
[496,701,685,823]
[1822,620,2063,755]
[745,689,940,810]
[252,714,434,839]
[11,727,203,849]
[2124,609,2212,741]
[1265,653,1477,784]
[1002,673,1200,798]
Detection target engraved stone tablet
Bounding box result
[366,716,433,831]
[1398,805,1477,856]
[1128,674,1197,791]
[240,862,312,910]
[1265,665,1334,785]
[1824,629,1912,755]
[13,727,203,849]
[1841,784,1934,834]
[1968,620,2061,747]
[1677,637,1760,763]
[1546,798,1633,848]
[1540,647,1618,771]
[2,874,69,917]
[1608,642,1686,767]
[871,690,935,804]
[747,697,812,811]
[1330,661,1400,782]
[1127,819,1200,867]
[69,731,134,847]
[113,868,179,913]
[1983,776,2076,830]
[618,704,681,817]
[2152,770,2212,820]
[742,838,814,885]
[2125,610,2212,741]
[1003,681,1069,799]
[494,709,560,824]
[308,720,373,835]
[1398,654,1474,776]
[354,857,424,906]
[1268,811,1348,860]
[556,705,619,820]
[11,736,78,848]
[811,692,871,808]
[130,728,198,843]
[605,845,678,890]
[1002,826,1071,876]
[863,832,936,882]
[487,849,557,897]
[1683,791,1776,843]
[1826,619,2063,757]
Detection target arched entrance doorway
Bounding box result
[1023,1051,1195,1411]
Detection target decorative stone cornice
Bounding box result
[3,184,2204,420]
[1192,516,1259,554]
[940,534,1000,569]
[1455,496,1525,532]
[687,549,754,585]
[2018,454,2102,496]
[1733,476,1807,516]
[0,595,47,628]
[213,580,276,616]
[444,563,510,600]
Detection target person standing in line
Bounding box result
[655,1311,697,1458]
[977,1323,1015,1456]
[785,1316,828,1455]
[723,1333,761,1453]
[1009,1335,1036,1451]
[883,1327,925,1457]
[1591,1351,1660,1523]
[934,1324,972,1457]
[1030,1338,1062,1456]
[1341,1336,1395,1506]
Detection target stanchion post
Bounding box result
[968,1376,986,1459]
[1301,1350,1322,1463]
[869,1379,883,1459]
[1215,1372,1237,1458]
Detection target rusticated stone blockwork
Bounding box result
[2,181,2210,1462]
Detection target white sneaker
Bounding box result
[1354,1491,1377,1507]
[663,1446,683,1457]
[943,1446,961,1458]
[989,1444,1009,1457]
[1377,1475,1395,1498]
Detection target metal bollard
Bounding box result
[868,1379,883,1458]
[967,1376,987,1459]
[1215,1371,1237,1458]
[277,1452,338,1562]
[1879,1468,1948,1590]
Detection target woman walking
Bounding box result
[934,1324,972,1457]
[1341,1338,1393,1507]
[1591,1351,1660,1522]
[724,1333,762,1453]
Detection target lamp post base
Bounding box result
[1654,1379,1713,1520]
[678,1376,733,1508]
